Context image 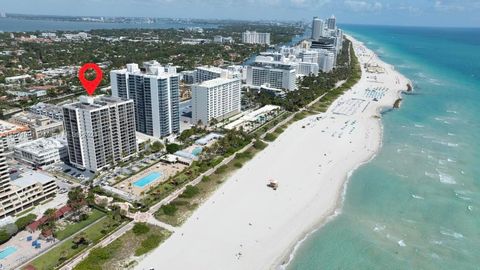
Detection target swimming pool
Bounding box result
[0,246,17,259]
[192,147,203,156]
[133,172,162,188]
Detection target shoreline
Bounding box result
[135,35,411,270]
[275,35,411,269]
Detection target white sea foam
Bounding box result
[432,140,459,147]
[397,240,406,247]
[411,194,424,200]
[446,110,458,114]
[438,172,456,184]
[373,224,386,232]
[432,240,443,245]
[431,253,441,259]
[440,229,464,239]
[414,124,424,128]
[425,171,436,178]
[455,192,472,201]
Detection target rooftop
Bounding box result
[11,170,56,189]
[0,120,30,137]
[195,77,239,88]
[196,66,225,74]
[14,137,66,154]
[64,95,131,111]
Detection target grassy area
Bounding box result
[264,132,278,142]
[27,217,123,270]
[15,207,34,217]
[154,144,264,226]
[55,209,106,240]
[73,223,171,270]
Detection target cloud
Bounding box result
[289,0,331,7]
[434,1,465,11]
[344,0,383,12]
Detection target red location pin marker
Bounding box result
[78,63,103,96]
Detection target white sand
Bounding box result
[135,36,410,270]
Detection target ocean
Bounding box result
[287,25,480,270]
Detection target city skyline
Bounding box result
[2,0,479,27]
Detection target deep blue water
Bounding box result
[288,25,480,270]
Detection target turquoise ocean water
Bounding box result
[287,25,480,270]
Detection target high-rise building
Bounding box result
[192,78,241,125]
[318,50,335,73]
[242,31,271,45]
[246,57,297,91]
[195,66,225,83]
[63,96,137,172]
[327,15,336,30]
[110,61,180,138]
[1,141,58,218]
[311,17,324,40]
[296,62,320,76]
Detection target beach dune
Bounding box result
[135,36,410,270]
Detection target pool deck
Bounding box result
[0,230,56,269]
[114,161,187,197]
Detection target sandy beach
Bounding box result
[135,36,410,270]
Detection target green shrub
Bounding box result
[234,162,243,168]
[253,140,267,150]
[166,143,181,154]
[15,213,37,230]
[0,230,10,244]
[132,223,150,235]
[264,133,277,142]
[181,185,200,199]
[161,204,177,216]
[135,234,162,256]
[216,165,228,174]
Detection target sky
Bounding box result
[3,0,480,27]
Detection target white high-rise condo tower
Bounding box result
[110,61,180,138]
[242,31,271,45]
[311,17,324,40]
[192,78,241,126]
[327,15,336,30]
[63,96,137,172]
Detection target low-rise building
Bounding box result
[10,112,63,139]
[14,137,68,167]
[29,102,64,121]
[0,120,32,150]
[5,75,31,84]
[0,144,58,218]
[214,35,234,44]
[7,89,47,98]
